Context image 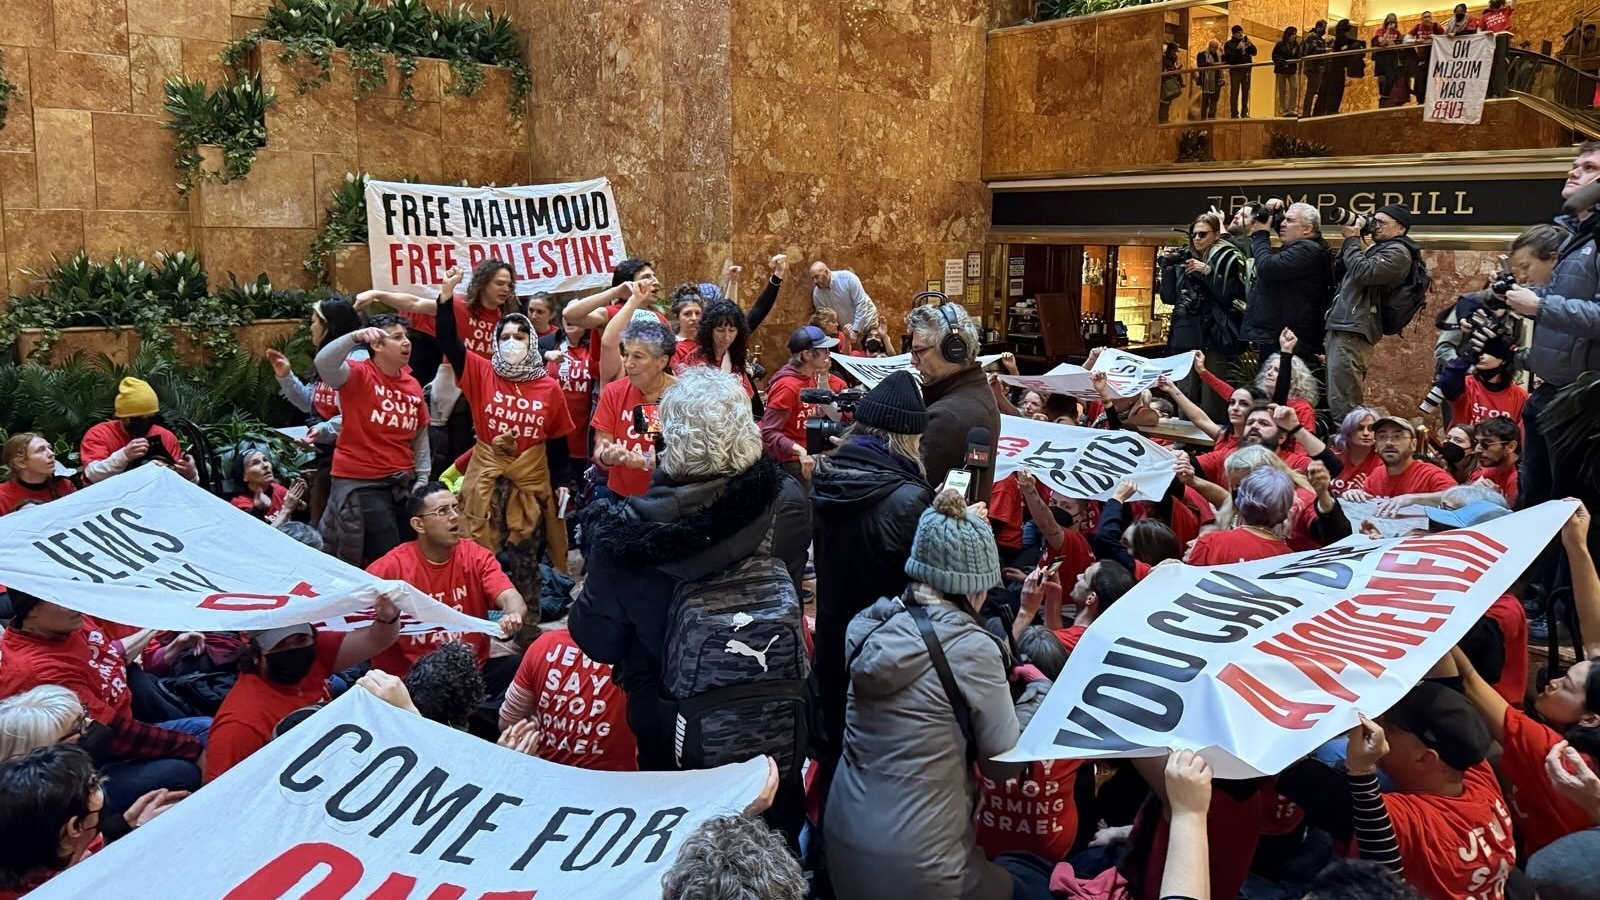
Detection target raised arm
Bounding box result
[1157,375,1223,439]
[267,350,314,414]
[1160,751,1215,900]
[1449,646,1510,743]
[599,280,651,384]
[333,594,403,671]
[1017,471,1064,553]
[1345,716,1404,877]
[434,267,469,376]
[355,289,436,316]
[746,254,787,333]
[314,331,369,390]
[563,283,630,330]
[1563,503,1600,659]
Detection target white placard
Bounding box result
[944,259,965,298]
[1423,33,1494,124]
[999,348,1196,401]
[832,352,1004,388]
[995,415,1176,501]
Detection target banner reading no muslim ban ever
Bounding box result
[366,177,628,298]
[1423,32,1495,125]
[1002,500,1575,779]
[0,465,495,636]
[28,689,770,900]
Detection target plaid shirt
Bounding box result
[107,712,202,762]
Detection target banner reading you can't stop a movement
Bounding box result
[1001,500,1574,779]
[366,177,628,297]
[28,689,770,900]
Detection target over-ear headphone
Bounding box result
[913,291,970,364]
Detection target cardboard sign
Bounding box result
[1002,501,1575,778]
[27,689,769,900]
[366,177,627,297]
[995,415,1176,502]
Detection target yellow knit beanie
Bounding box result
[114,377,159,418]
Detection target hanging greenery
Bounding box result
[1266,131,1332,159]
[1177,129,1214,163]
[223,0,533,121]
[0,50,15,134]
[1038,0,1165,21]
[164,74,276,196]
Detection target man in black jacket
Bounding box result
[1224,25,1258,117]
[1242,200,1334,361]
[809,370,933,776]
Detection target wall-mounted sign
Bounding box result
[966,250,982,280]
[928,279,942,293]
[1009,257,1025,277]
[944,259,965,298]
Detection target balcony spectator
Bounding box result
[1197,39,1223,119]
[1160,41,1182,123]
[1300,20,1329,117]
[1223,25,1258,117]
[1373,14,1410,107]
[1272,27,1302,116]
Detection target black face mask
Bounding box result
[124,416,158,438]
[263,645,317,684]
[78,721,115,764]
[1440,441,1467,465]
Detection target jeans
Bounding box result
[1230,68,1251,116]
[1276,71,1299,114]
[101,758,202,821]
[1325,330,1376,420]
[1201,91,1221,119]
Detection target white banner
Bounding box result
[999,348,1195,401]
[995,415,1176,502]
[29,689,768,900]
[0,466,496,635]
[366,177,627,297]
[1423,33,1494,124]
[1002,500,1574,779]
[832,352,1003,388]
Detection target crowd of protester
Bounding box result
[3,146,1600,900]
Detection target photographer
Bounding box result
[906,303,1000,500]
[1325,204,1420,419]
[1242,200,1334,362]
[1159,212,1248,418]
[1434,223,1553,381]
[760,325,845,482]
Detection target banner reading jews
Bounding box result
[366,177,627,297]
[1423,33,1494,124]
[998,348,1196,401]
[0,466,496,635]
[1001,500,1574,779]
[28,689,769,900]
[832,352,1004,387]
[995,415,1176,502]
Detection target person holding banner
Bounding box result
[1341,415,1457,504]
[0,434,74,516]
[1187,466,1295,564]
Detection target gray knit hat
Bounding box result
[904,488,1002,595]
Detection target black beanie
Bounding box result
[6,590,43,627]
[1376,204,1413,229]
[854,370,927,435]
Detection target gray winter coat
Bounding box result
[824,589,1022,900]
[1528,215,1600,387]
[1326,234,1416,344]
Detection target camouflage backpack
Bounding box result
[661,508,810,779]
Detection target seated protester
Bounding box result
[591,314,677,500]
[1439,330,1527,428]
[975,623,1082,865]
[1438,423,1479,485]
[1091,480,1184,580]
[1087,370,1160,431]
[1044,559,1134,655]
[404,642,486,731]
[204,599,401,782]
[759,325,844,481]
[1470,416,1520,506]
[1196,403,1313,485]
[0,434,74,515]
[226,445,295,523]
[1338,685,1514,900]
[0,687,84,763]
[0,592,202,820]
[1193,445,1338,551]
[1423,500,1525,707]
[366,482,527,683]
[499,627,637,771]
[824,489,1033,900]
[1330,407,1384,496]
[1187,466,1295,564]
[1304,859,1428,900]
[1006,470,1094,600]
[661,814,806,900]
[78,378,197,484]
[811,306,853,355]
[315,315,429,567]
[1256,329,1321,432]
[1154,373,1267,456]
[1341,415,1457,504]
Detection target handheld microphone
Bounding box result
[963,426,995,503]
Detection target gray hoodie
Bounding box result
[823,589,1022,900]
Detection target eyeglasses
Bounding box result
[909,344,936,361]
[59,703,90,743]
[418,504,461,518]
[1473,439,1507,449]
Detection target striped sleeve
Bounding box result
[1348,770,1403,876]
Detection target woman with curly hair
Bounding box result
[403,642,487,732]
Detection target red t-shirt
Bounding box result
[204,630,343,782]
[592,378,661,498]
[1478,462,1519,507]
[975,749,1082,863]
[1478,6,1513,32]
[1448,379,1527,428]
[1364,459,1457,498]
[1054,623,1087,654]
[230,483,287,519]
[556,343,594,459]
[0,477,76,515]
[990,476,1028,551]
[671,339,699,371]
[1499,707,1596,855]
[1197,444,1310,485]
[366,540,513,675]
[1288,486,1321,552]
[457,353,573,456]
[1331,450,1382,497]
[510,630,637,771]
[331,359,425,480]
[1188,528,1290,565]
[1141,785,1263,900]
[410,300,502,359]
[0,618,131,723]
[1046,526,1095,604]
[1383,762,1515,900]
[310,379,341,421]
[79,421,184,471]
[1483,594,1528,707]
[764,370,846,457]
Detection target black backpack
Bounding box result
[661,509,809,778]
[1380,238,1433,335]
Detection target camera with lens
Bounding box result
[1323,206,1377,237]
[1418,306,1511,415]
[1249,202,1286,230]
[1486,271,1516,310]
[800,386,867,454]
[1159,245,1192,266]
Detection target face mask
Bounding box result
[264,645,317,684]
[125,416,156,438]
[1439,441,1467,465]
[497,338,529,364]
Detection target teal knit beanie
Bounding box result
[904,488,1002,595]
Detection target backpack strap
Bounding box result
[755,502,779,558]
[904,589,980,767]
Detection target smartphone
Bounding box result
[942,468,973,500]
[1044,560,1064,578]
[632,403,662,435]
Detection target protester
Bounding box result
[1330,406,1382,496]
[591,314,676,499]
[1255,329,1321,431]
[1195,403,1311,484]
[0,434,74,515]
[226,445,298,523]
[1471,415,1521,505]
[499,627,636,770]
[315,315,429,566]
[404,641,487,730]
[79,377,197,484]
[552,312,594,466]
[1052,559,1135,653]
[661,814,806,900]
[907,303,1001,500]
[1187,466,1295,563]
[267,295,364,524]
[1341,415,1456,502]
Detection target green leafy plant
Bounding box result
[0,50,16,134]
[1038,0,1161,20]
[164,73,276,195]
[1177,129,1214,163]
[304,172,422,282]
[1266,131,1332,159]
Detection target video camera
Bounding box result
[800,386,867,455]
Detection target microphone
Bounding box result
[963,426,995,503]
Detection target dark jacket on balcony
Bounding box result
[1272,38,1302,74]
[1243,230,1334,350]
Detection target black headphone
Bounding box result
[913,291,970,364]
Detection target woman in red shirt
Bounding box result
[227,445,291,522]
[593,313,677,499]
[267,297,364,525]
[552,318,594,463]
[1188,466,1294,564]
[527,293,562,353]
[0,433,74,516]
[682,300,756,397]
[1330,406,1382,496]
[667,284,706,368]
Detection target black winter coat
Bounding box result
[920,365,1001,501]
[569,455,809,766]
[808,440,933,763]
[1242,231,1334,349]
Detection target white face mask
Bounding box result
[498,338,528,364]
